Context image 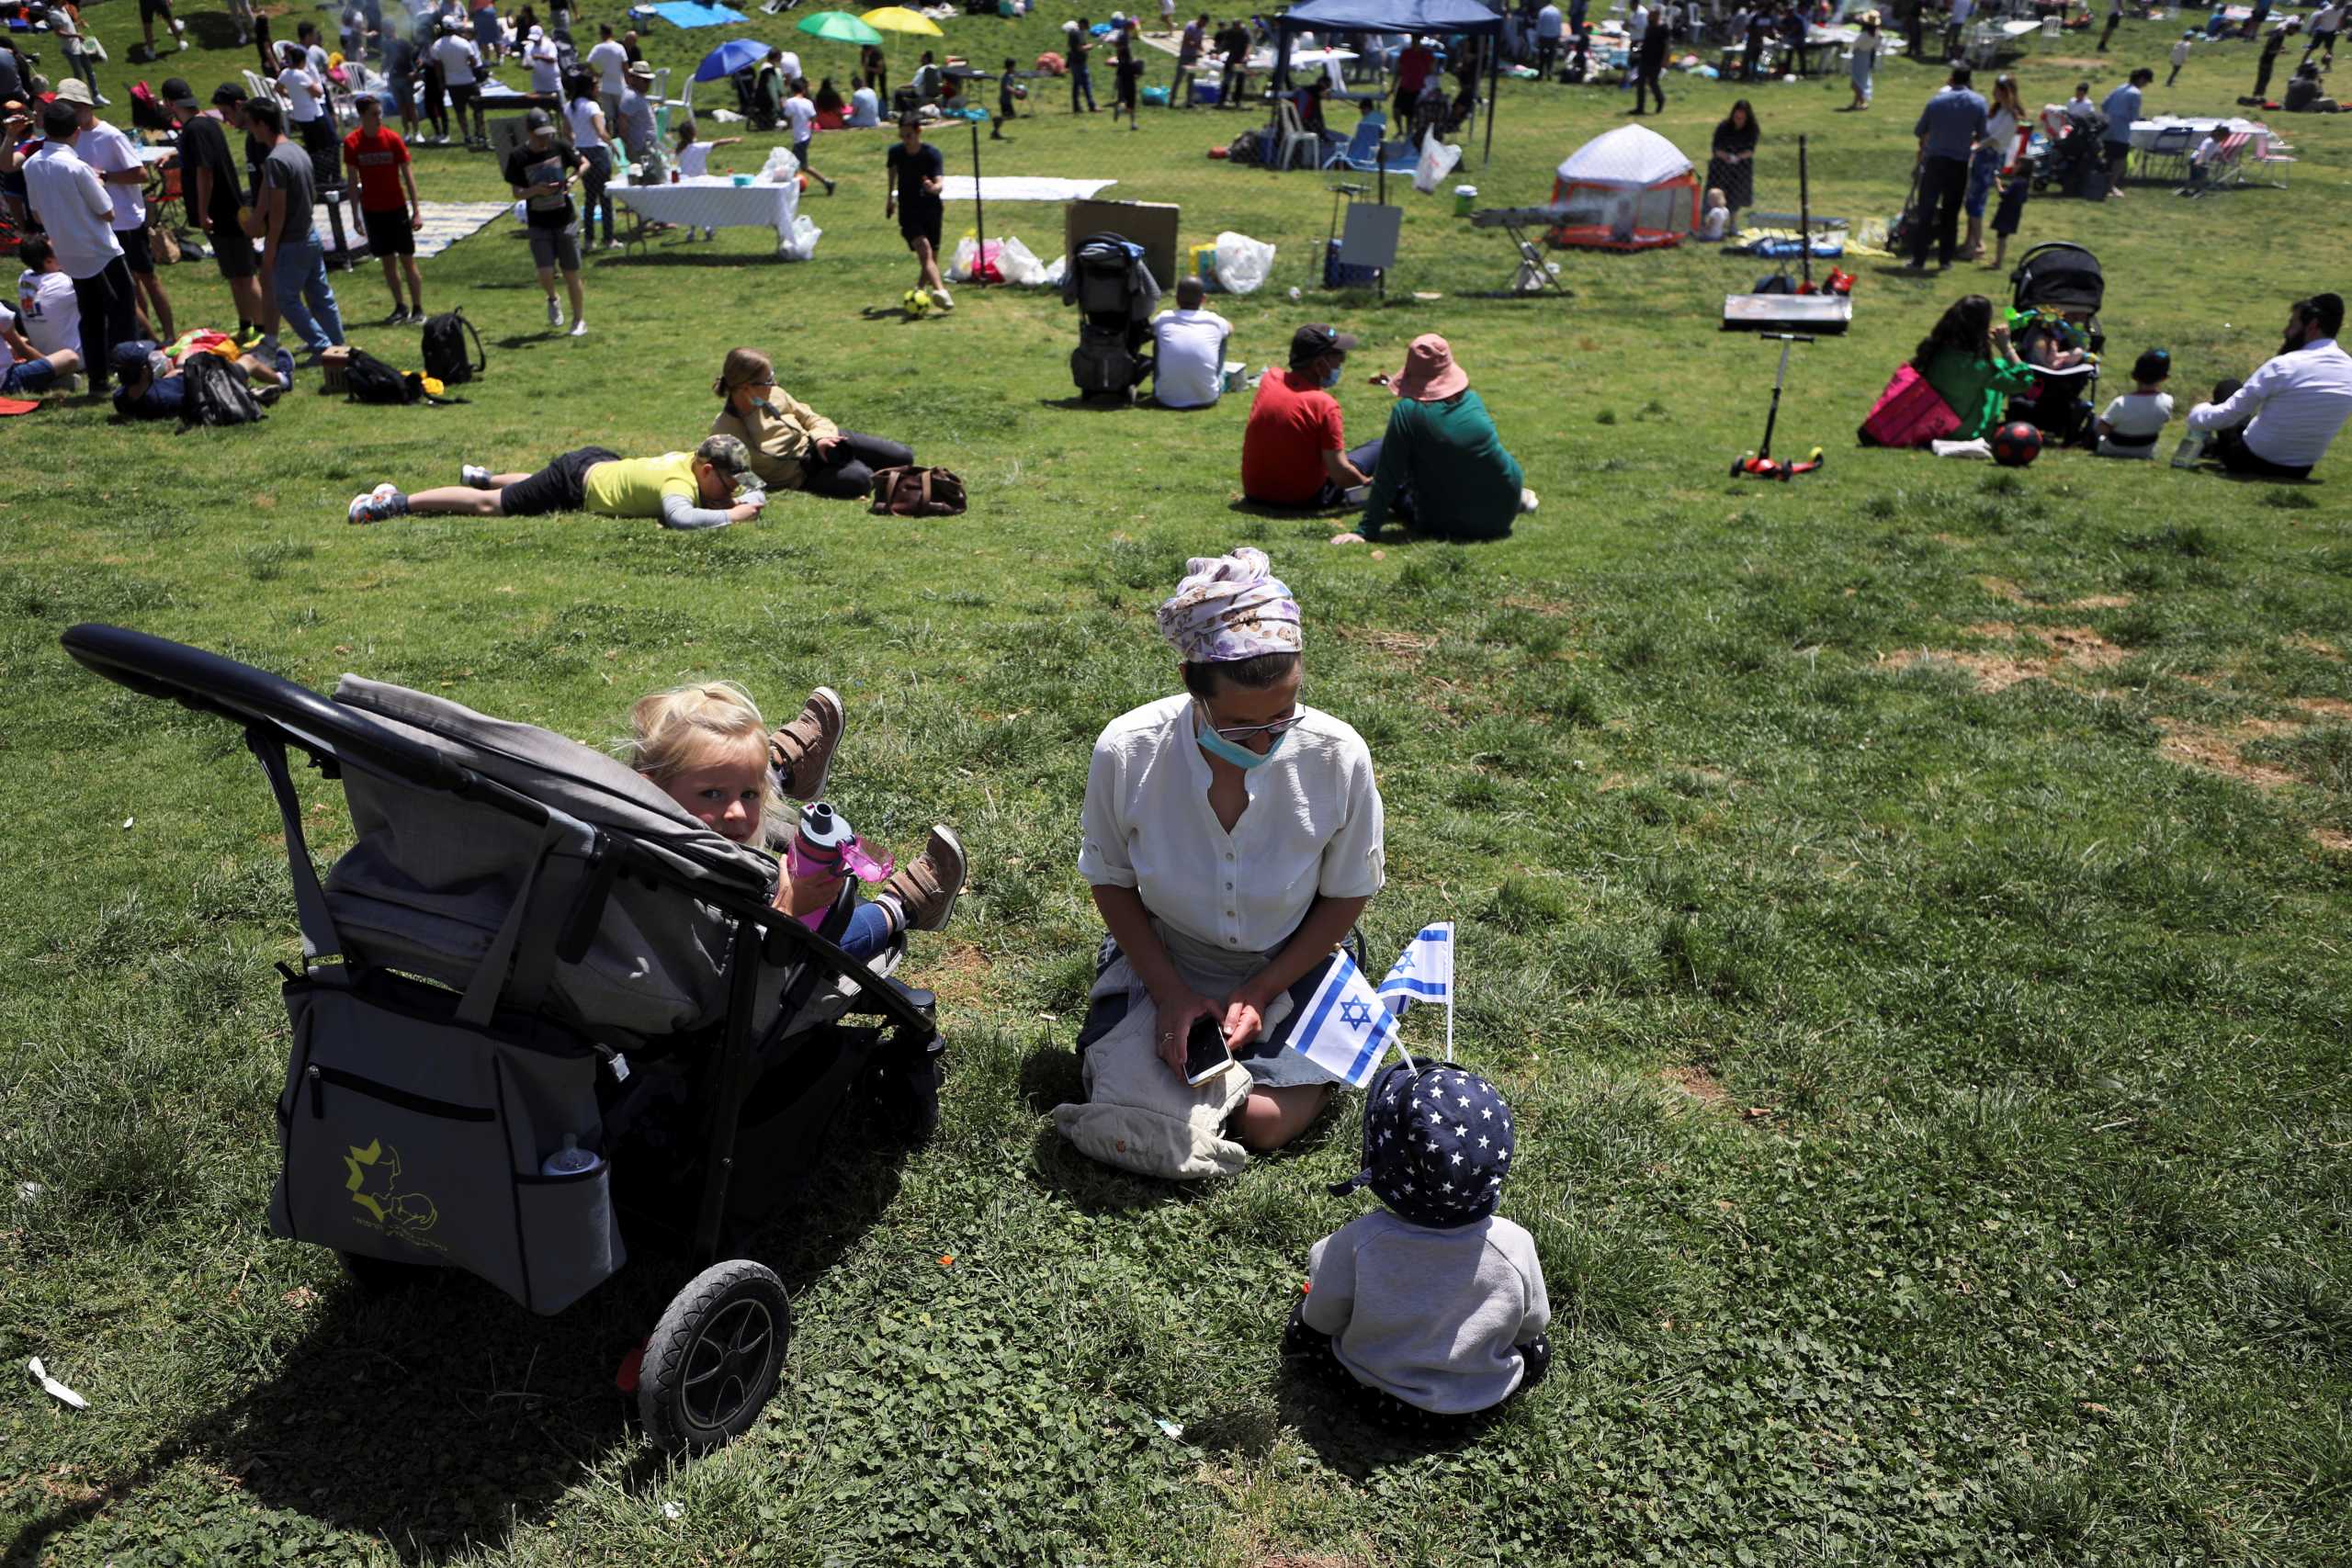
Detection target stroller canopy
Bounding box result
[1548,125,1699,251]
[2010,242,2104,315]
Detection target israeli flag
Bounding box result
[1378,921,1455,1060]
[1283,949,1401,1089]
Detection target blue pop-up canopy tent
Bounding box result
[1272,0,1505,168]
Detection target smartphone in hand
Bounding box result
[1182,1013,1237,1086]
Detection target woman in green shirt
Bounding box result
[1915,294,2037,441]
[1357,335,1534,542]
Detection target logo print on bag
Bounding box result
[343,1139,447,1252]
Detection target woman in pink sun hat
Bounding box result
[1346,334,1536,544]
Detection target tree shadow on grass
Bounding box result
[3,1111,913,1564]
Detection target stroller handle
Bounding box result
[63,623,474,795]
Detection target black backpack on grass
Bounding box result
[179,352,264,428]
[421,310,486,387]
[344,347,419,405]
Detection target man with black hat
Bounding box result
[1240,323,1382,509]
[21,101,138,398]
[345,93,425,323]
[504,107,587,336]
[175,82,271,345]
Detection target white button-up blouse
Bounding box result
[1080,694,1385,956]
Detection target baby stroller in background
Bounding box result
[1063,230,1161,402]
[2032,108,2110,199]
[62,625,944,1454]
[2006,241,2105,446]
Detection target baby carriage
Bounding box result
[61,624,944,1453]
[2006,241,2105,445]
[2033,108,2109,199]
[1062,230,1161,401]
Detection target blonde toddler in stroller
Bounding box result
[623,680,967,954]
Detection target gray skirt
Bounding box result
[1075,920,1357,1092]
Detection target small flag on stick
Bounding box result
[1377,921,1455,1061]
[1281,948,1401,1089]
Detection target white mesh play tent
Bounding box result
[1546,125,1700,252]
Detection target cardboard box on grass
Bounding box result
[1065,199,1180,293]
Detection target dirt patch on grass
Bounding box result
[1663,1066,1733,1109]
[1979,576,2031,603]
[2313,828,2352,854]
[2033,625,2126,671]
[2293,697,2352,722]
[1346,627,1440,659]
[2066,593,2135,610]
[1965,621,2022,639]
[2286,634,2344,660]
[2154,718,2302,791]
[1930,532,1973,547]
[927,944,995,1010]
[1884,649,2050,693]
[2040,53,2112,67]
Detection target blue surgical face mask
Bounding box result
[1194,702,1292,771]
[1322,363,1343,389]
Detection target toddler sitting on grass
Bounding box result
[2096,347,2176,459]
[1699,186,1731,242]
[623,681,965,959]
[1284,1059,1550,1435]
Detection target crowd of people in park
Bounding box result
[5,0,2351,1448]
[0,0,2343,493]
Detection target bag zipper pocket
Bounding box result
[307,1064,497,1122]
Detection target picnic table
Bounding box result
[611,175,802,254]
[2128,115,2267,151]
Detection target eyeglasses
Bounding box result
[1204,710,1304,743]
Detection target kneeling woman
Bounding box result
[711,346,917,502]
[1057,548,1385,1179]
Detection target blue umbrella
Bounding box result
[694,38,770,82]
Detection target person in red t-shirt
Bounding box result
[1392,35,1437,127]
[342,94,424,324]
[1241,324,1384,509]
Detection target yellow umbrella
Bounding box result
[862,6,944,36]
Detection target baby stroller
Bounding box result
[1063,230,1160,401]
[62,625,944,1454]
[2034,110,2109,199]
[2006,241,2105,446]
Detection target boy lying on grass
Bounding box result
[346,434,766,527]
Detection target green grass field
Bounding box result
[4,2,2351,1563]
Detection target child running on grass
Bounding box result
[1284,1059,1551,1435]
[621,680,965,960]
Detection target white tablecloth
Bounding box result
[612,176,800,244]
[2129,115,2267,149]
[939,176,1117,201]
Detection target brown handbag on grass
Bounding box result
[868,466,967,516]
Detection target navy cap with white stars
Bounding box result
[1329,1059,1516,1229]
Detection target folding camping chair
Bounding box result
[1323,113,1415,174]
[2138,124,2194,184]
[2248,131,2295,186]
[2205,131,2252,191]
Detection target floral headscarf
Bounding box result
[1155,547,1303,664]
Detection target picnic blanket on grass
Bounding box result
[938,176,1117,201]
[646,1,749,26]
[316,200,512,260]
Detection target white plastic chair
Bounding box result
[1273,97,1320,170]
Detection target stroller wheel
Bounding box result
[337,1249,444,1293]
[640,1259,792,1454]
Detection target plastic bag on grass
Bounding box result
[995,235,1047,286]
[949,235,1004,283]
[1212,231,1276,295]
[781,213,821,261]
[759,145,802,184]
[1412,130,1463,195]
